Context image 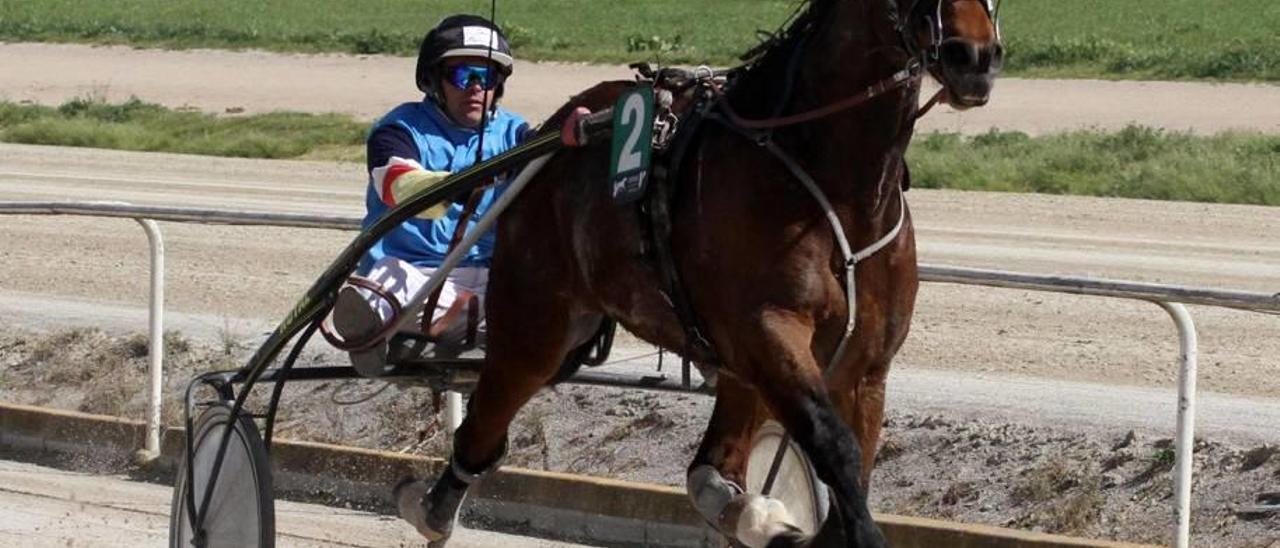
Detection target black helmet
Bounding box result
[416,15,514,95]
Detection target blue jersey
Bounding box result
[360,100,528,273]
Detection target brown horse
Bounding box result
[398,0,1001,546]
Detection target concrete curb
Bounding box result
[0,402,1156,548]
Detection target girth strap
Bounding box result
[645,98,720,365]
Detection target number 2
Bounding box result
[616,93,645,173]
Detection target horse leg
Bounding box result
[746,310,886,548]
[832,362,889,489]
[396,291,589,545]
[687,374,807,547]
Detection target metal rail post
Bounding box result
[134,218,165,463]
[1156,301,1197,548]
[446,392,463,432]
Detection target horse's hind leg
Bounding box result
[396,281,587,544]
[743,310,886,548]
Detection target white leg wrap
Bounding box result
[731,495,800,548]
[688,465,799,548]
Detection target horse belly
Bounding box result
[565,178,690,352]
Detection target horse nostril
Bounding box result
[938,39,979,70]
[989,43,1005,70]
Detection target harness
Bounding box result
[634,0,999,370]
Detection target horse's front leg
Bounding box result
[686,373,806,546]
[829,360,890,489]
[744,308,887,548]
[396,295,583,545]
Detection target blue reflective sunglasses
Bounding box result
[445,63,503,90]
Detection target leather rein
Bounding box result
[715,62,944,131]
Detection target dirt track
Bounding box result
[2,139,1277,400]
[1,43,1279,546]
[2,42,1279,134]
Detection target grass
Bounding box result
[1,0,1278,81]
[0,96,365,160]
[1,97,1275,206]
[1001,0,1280,81]
[909,126,1280,206]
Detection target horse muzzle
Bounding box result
[935,37,1003,109]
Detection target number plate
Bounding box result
[608,86,655,204]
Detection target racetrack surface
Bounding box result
[1,43,1279,547]
[1,42,1279,134]
[0,458,592,548]
[1,140,1276,398]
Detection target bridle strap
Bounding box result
[715,64,921,130]
[915,87,946,120]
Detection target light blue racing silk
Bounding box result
[360,100,528,273]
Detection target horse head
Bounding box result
[903,0,1004,108]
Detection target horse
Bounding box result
[397,0,1002,546]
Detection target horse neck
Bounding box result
[783,0,917,217]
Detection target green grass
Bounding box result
[2,98,1276,206]
[1,0,1277,81]
[908,126,1280,206]
[1001,0,1280,81]
[0,97,365,160]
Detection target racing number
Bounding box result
[616,93,646,173]
[608,86,654,204]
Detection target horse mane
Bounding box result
[726,0,840,116]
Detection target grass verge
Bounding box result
[0,0,1277,81]
[2,98,1276,206]
[0,97,365,160]
[909,126,1280,206]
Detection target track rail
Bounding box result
[3,200,1277,548]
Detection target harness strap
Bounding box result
[761,138,906,376]
[645,98,720,364]
[716,65,920,130]
[707,115,906,376]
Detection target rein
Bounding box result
[716,63,923,130]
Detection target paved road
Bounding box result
[0,459,593,548]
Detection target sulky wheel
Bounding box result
[170,403,275,548]
[743,420,830,535]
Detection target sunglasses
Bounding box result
[445,63,503,91]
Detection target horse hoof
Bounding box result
[724,494,802,548]
[395,477,451,543]
[764,530,807,548]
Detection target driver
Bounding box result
[333,14,528,373]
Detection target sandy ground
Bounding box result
[3,330,1279,547]
[0,43,1278,546]
[0,458,591,547]
[2,141,1277,399]
[2,42,1279,134]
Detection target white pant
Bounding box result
[359,256,488,342]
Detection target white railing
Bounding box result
[3,200,1278,548]
[918,266,1278,548]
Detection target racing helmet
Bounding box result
[416,15,514,100]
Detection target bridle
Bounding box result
[895,0,1001,65]
[717,0,1001,130]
